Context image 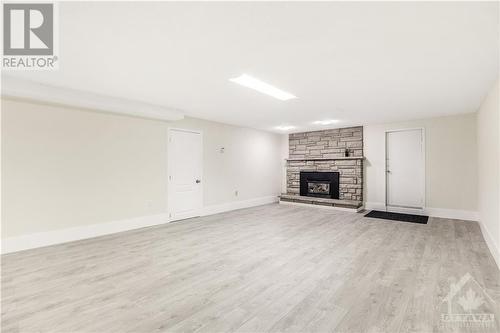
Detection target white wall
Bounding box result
[167,117,284,211]
[476,81,499,267]
[2,99,168,238]
[364,113,478,220]
[1,99,284,250]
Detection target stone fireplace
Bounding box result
[281,126,363,209]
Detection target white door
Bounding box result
[168,129,203,221]
[386,129,424,209]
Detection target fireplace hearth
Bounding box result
[300,171,339,199]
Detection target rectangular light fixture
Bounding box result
[229,74,297,101]
[275,125,296,131]
[313,120,340,125]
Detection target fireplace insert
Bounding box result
[300,171,339,199]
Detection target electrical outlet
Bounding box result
[235,190,238,197]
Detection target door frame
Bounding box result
[384,127,426,213]
[167,127,204,221]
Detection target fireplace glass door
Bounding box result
[307,181,330,195]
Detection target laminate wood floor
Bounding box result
[2,204,499,333]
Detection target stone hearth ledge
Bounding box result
[279,194,363,211]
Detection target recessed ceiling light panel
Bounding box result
[313,119,340,125]
[229,74,297,101]
[275,125,296,131]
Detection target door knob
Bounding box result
[386,170,391,173]
[195,179,201,183]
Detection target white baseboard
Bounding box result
[201,195,279,216]
[364,202,479,221]
[2,213,171,254]
[478,220,500,270]
[424,207,479,221]
[2,196,279,254]
[279,200,363,213]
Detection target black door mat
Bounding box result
[364,210,428,224]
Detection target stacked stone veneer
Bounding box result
[286,126,363,201]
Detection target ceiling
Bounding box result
[3,2,499,133]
